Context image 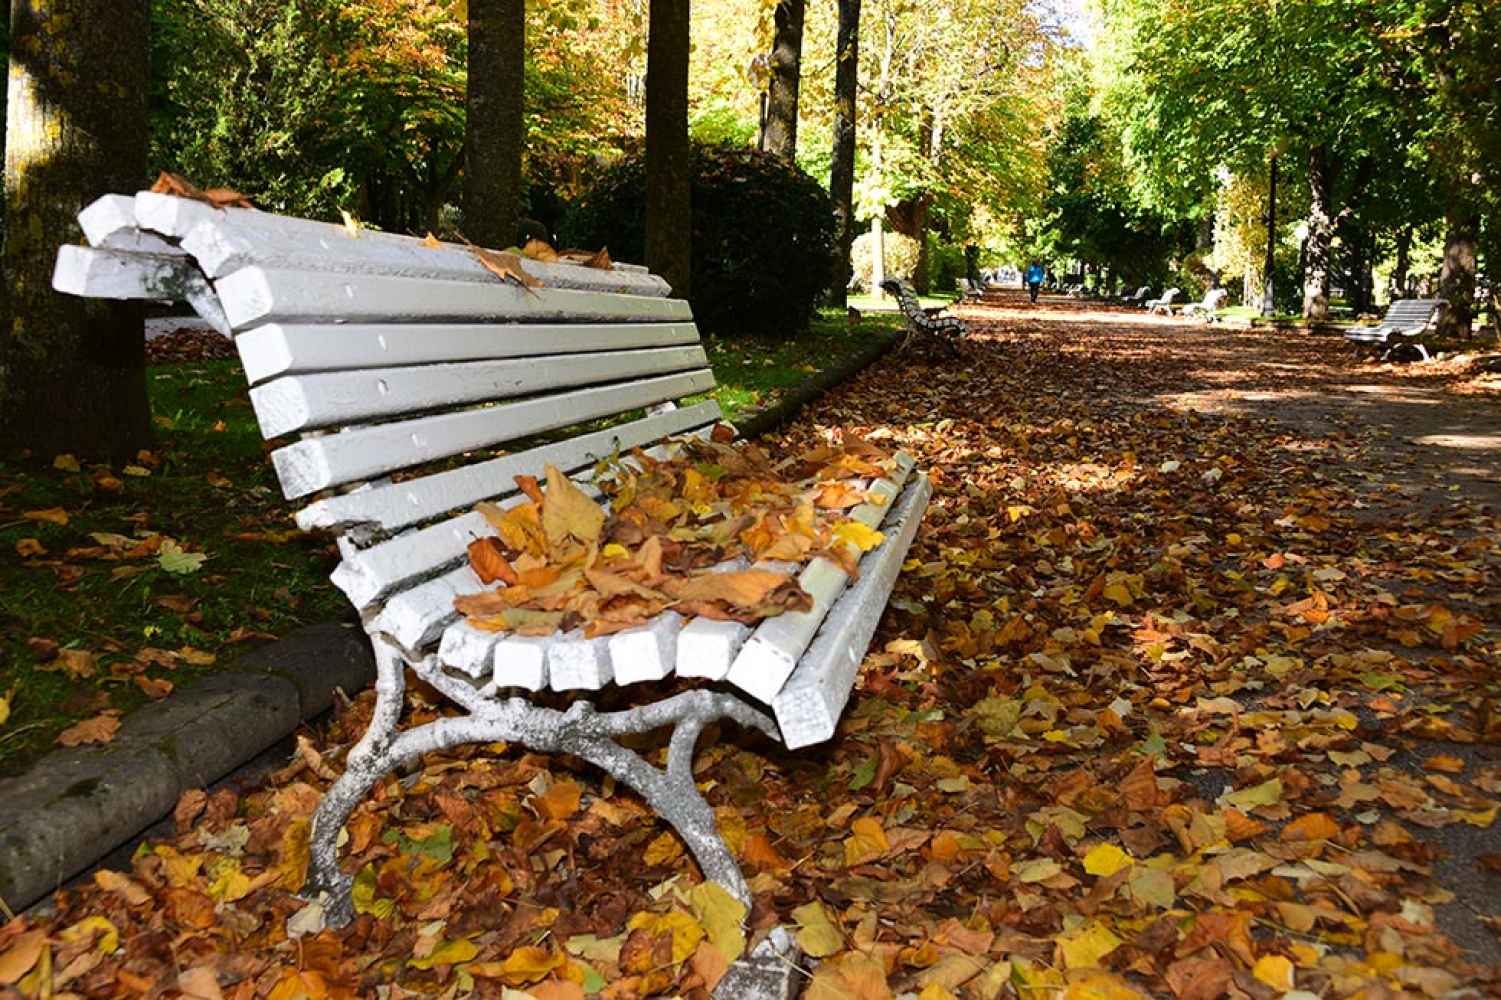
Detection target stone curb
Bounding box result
[734,329,902,440]
[0,620,374,913]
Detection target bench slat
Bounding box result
[271,369,715,498]
[774,475,932,749]
[177,209,670,297]
[79,194,182,254]
[295,401,722,535]
[236,320,702,386]
[51,245,232,336]
[250,345,710,438]
[724,455,917,704]
[214,266,693,330]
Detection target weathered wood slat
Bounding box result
[675,618,751,681]
[214,266,693,331]
[773,475,932,749]
[436,620,504,679]
[271,368,715,498]
[295,402,721,535]
[51,245,231,336]
[610,611,685,685]
[249,345,709,438]
[79,194,180,254]
[549,631,613,690]
[724,455,916,704]
[177,209,669,296]
[493,635,550,690]
[368,564,480,650]
[236,320,702,386]
[331,510,498,609]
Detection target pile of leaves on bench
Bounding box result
[453,429,895,637]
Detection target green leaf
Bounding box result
[848,755,877,791]
[158,539,206,575]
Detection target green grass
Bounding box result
[846,290,959,312]
[0,310,900,773]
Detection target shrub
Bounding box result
[849,231,920,292]
[927,236,965,292]
[558,143,836,337]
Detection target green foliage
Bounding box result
[848,231,920,292]
[559,144,836,337]
[926,235,965,292]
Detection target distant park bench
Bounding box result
[1181,287,1229,320]
[957,276,985,302]
[881,279,968,356]
[53,191,934,930]
[1120,285,1151,308]
[1146,288,1180,315]
[1344,297,1442,360]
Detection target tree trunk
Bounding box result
[1435,207,1478,338]
[911,196,930,293]
[465,0,525,249]
[1261,153,1277,317]
[760,0,804,160]
[646,0,691,298]
[1,0,151,462]
[1302,145,1333,321]
[1391,227,1412,301]
[826,0,860,307]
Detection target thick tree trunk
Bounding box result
[465,0,525,249]
[1302,145,1333,321]
[1436,207,1478,338]
[911,196,930,294]
[1,0,151,462]
[826,0,860,307]
[760,0,804,160]
[646,0,691,298]
[1391,226,1412,300]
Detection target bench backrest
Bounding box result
[1378,298,1440,331]
[56,192,722,643]
[1202,288,1229,309]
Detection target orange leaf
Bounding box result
[1280,812,1340,842]
[59,712,120,746]
[468,537,518,585]
[534,780,582,820]
[471,246,542,288]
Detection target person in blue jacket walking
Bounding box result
[1025,261,1045,303]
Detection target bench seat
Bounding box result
[1345,298,1441,359]
[53,190,932,932]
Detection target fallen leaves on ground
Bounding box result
[11,298,1501,997]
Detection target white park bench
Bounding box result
[1344,297,1442,360]
[53,191,933,930]
[1145,287,1180,315]
[880,279,967,356]
[1120,285,1151,308]
[1181,287,1229,320]
[956,276,985,302]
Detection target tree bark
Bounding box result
[465,0,525,249]
[1261,153,1277,317]
[826,0,860,307]
[646,0,691,298]
[760,0,804,160]
[1436,206,1478,338]
[1391,226,1412,301]
[1302,145,1333,321]
[1,0,151,462]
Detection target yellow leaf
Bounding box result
[1057,922,1122,969]
[688,881,747,964]
[177,646,217,666]
[843,816,890,866]
[918,985,959,1000]
[409,938,481,971]
[627,909,705,964]
[23,507,69,526]
[1062,972,1153,999]
[792,901,843,958]
[1082,843,1134,877]
[53,454,81,472]
[834,521,885,553]
[643,831,684,866]
[155,844,206,887]
[542,464,605,549]
[1101,582,1133,607]
[0,687,12,727]
[1252,954,1294,991]
[602,543,630,559]
[207,858,252,902]
[58,915,119,954]
[123,464,152,477]
[94,868,150,905]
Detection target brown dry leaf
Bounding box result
[559,246,613,270]
[52,648,96,680]
[534,780,582,820]
[175,788,208,832]
[178,965,225,1000]
[15,538,46,557]
[1280,812,1340,842]
[805,951,893,1000]
[0,929,46,986]
[468,537,519,585]
[58,711,120,746]
[23,507,69,526]
[471,245,542,288]
[94,869,151,905]
[134,675,174,700]
[665,569,794,608]
[150,171,253,209]
[522,238,560,262]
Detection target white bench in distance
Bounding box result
[1344,297,1441,360]
[53,191,933,930]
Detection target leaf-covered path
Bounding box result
[7,295,1501,999]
